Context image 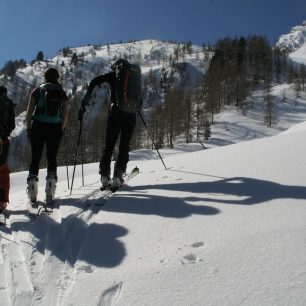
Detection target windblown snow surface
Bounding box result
[1,117,306,306]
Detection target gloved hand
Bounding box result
[78,106,85,121]
[81,94,90,108]
[78,94,90,121]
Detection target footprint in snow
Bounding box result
[98,282,122,306]
[181,253,203,265]
[76,264,94,273]
[190,241,204,248]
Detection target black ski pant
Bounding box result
[29,120,63,177]
[99,109,136,177]
[0,139,10,166]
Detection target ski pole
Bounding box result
[81,124,85,187]
[70,114,83,195]
[138,111,167,170]
[63,129,70,189]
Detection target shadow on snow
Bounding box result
[6,174,303,268]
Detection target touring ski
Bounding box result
[27,199,57,218]
[101,166,140,192]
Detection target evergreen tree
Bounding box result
[71,53,79,65]
[36,51,44,61]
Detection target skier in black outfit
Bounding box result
[80,59,141,188]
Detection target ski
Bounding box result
[73,166,140,218]
[100,166,140,193]
[27,200,57,218]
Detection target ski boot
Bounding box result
[111,166,124,191]
[0,202,8,226]
[27,175,38,206]
[100,176,111,190]
[45,172,57,206]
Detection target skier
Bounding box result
[26,68,68,204]
[79,59,142,189]
[0,86,15,214]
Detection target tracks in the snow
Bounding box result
[0,186,116,306]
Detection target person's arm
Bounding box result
[86,73,113,97]
[80,72,114,116]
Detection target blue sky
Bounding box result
[0,0,305,68]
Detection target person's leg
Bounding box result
[0,163,10,210]
[27,122,46,203]
[99,110,121,178]
[29,122,46,176]
[45,123,63,176]
[45,124,62,202]
[0,140,10,165]
[115,112,136,176]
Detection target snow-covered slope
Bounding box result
[4,39,210,171]
[1,119,306,306]
[275,21,306,65]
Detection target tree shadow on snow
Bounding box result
[103,192,220,218]
[130,176,306,206]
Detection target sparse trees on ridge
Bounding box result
[3,37,306,172]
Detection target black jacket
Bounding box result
[0,96,15,139]
[86,72,116,103]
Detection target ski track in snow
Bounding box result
[9,199,64,305]
[0,186,115,306]
[57,174,137,305]
[55,189,114,306]
[1,205,35,306]
[97,282,123,306]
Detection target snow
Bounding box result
[1,26,306,306]
[1,115,306,305]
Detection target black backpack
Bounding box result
[0,96,15,138]
[113,59,142,113]
[33,83,63,122]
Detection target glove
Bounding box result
[81,94,90,108]
[78,106,85,121]
[78,94,90,121]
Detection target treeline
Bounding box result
[203,35,288,122]
[0,59,27,77]
[143,34,306,149]
[5,37,306,171]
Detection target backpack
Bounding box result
[33,83,64,123]
[113,59,142,113]
[0,95,15,138]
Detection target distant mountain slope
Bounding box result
[275,21,306,65]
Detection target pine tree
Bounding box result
[36,51,44,61]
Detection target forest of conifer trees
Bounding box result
[1,37,306,171]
